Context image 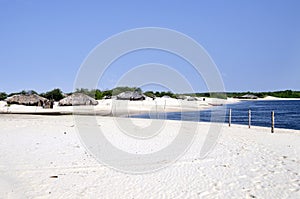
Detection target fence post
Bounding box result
[229,108,232,127]
[271,111,275,133]
[155,101,158,119]
[248,109,251,128]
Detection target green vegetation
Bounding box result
[185,90,300,99]
[194,92,227,99]
[143,91,156,98]
[71,87,178,99]
[186,90,300,99]
[40,88,64,101]
[100,90,113,99]
[226,90,300,99]
[189,92,227,99]
[143,91,178,99]
[0,92,7,100]
[73,87,142,100]
[73,88,106,100]
[265,90,300,98]
[154,91,177,98]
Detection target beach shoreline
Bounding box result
[1,97,299,131]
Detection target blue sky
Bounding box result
[0,0,300,93]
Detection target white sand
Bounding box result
[0,114,299,198]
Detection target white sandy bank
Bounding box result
[0,97,224,116]
[0,114,299,198]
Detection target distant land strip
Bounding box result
[1,87,300,101]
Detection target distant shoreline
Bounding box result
[1,96,299,117]
[243,96,300,101]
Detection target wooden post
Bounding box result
[228,108,232,127]
[155,101,158,119]
[248,109,251,128]
[271,111,275,133]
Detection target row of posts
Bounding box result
[228,109,275,133]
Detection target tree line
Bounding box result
[1,89,300,101]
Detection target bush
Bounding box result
[0,92,7,100]
[153,91,177,98]
[144,91,156,98]
[210,92,227,99]
[41,88,64,101]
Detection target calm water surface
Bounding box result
[132,100,300,130]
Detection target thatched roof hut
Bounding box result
[177,95,187,100]
[186,96,198,101]
[237,94,258,99]
[116,91,145,101]
[58,93,98,106]
[6,94,49,106]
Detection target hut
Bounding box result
[237,94,258,99]
[6,94,49,106]
[116,91,145,101]
[176,95,187,100]
[58,93,98,106]
[186,96,198,101]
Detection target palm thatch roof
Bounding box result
[6,94,49,106]
[177,95,187,100]
[116,91,145,101]
[238,94,258,99]
[58,93,98,106]
[186,96,198,101]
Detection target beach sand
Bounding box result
[0,114,299,198]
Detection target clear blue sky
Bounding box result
[1,0,300,93]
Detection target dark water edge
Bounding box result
[131,100,300,131]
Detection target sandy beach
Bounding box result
[0,113,299,198]
[2,0,300,198]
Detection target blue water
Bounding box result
[131,100,300,130]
